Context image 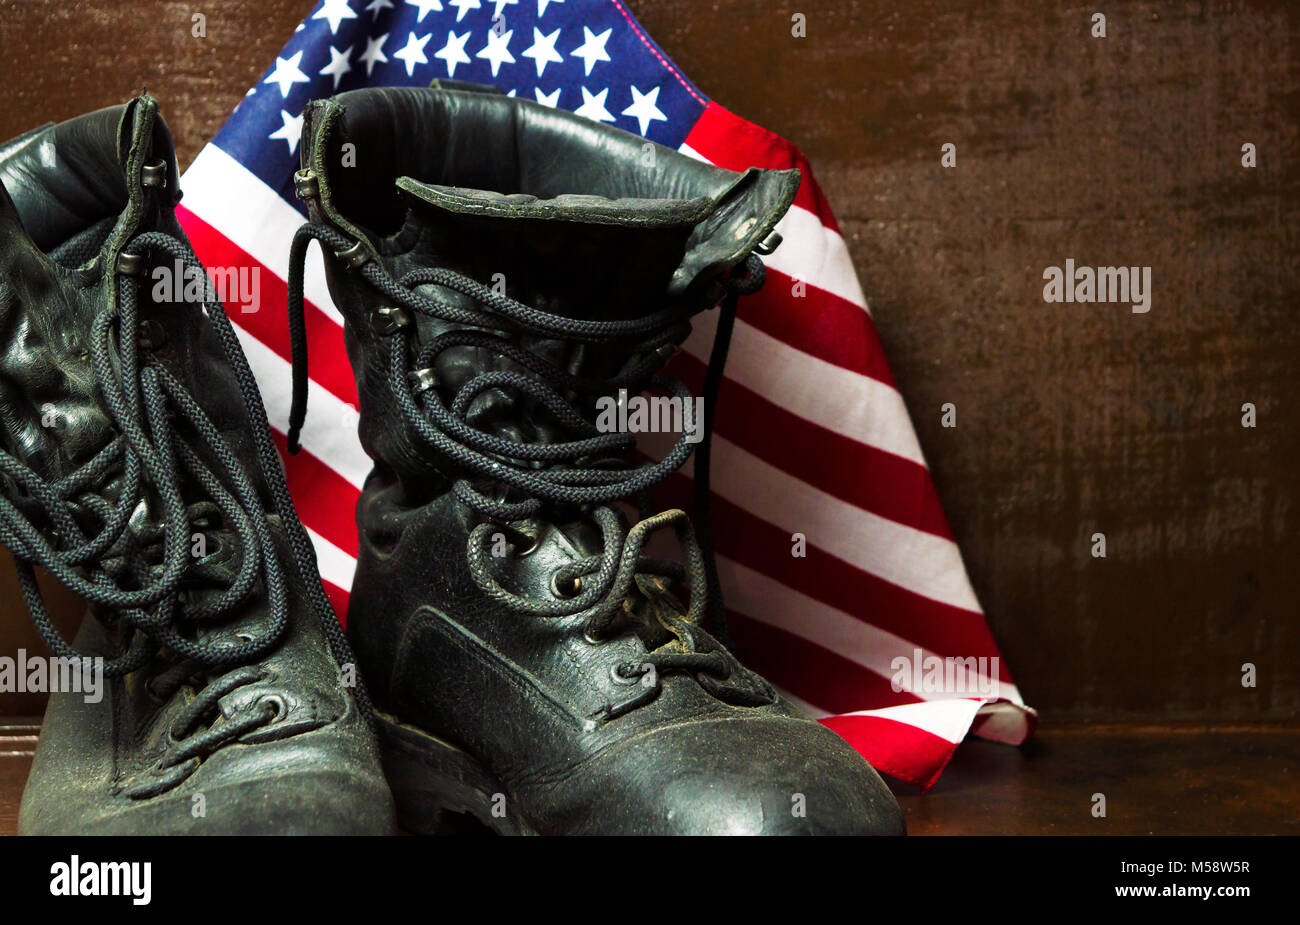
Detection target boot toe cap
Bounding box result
[526,715,905,836]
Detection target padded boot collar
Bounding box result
[394,180,718,229]
[298,83,800,298]
[0,95,181,258]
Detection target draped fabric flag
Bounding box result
[179,0,1035,789]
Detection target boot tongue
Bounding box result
[395,178,716,319]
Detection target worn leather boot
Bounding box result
[0,98,394,834]
[289,83,905,835]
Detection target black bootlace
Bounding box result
[286,222,764,689]
[0,230,371,780]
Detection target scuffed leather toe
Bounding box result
[520,716,906,836]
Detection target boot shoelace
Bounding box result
[0,230,370,796]
[287,221,766,704]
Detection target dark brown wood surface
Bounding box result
[0,0,1296,726]
[0,723,36,836]
[1,719,1294,835]
[897,724,1300,835]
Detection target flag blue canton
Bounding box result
[213,0,711,213]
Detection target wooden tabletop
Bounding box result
[0,723,36,838]
[2,721,1295,836]
[894,723,1300,836]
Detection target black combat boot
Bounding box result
[0,98,394,834]
[288,83,905,835]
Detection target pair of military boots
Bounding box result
[0,84,904,835]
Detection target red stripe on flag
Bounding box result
[735,269,895,386]
[684,103,840,230]
[729,615,922,715]
[322,577,351,629]
[178,205,359,408]
[820,713,964,790]
[269,430,362,559]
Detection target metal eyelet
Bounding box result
[293,168,319,200]
[409,367,438,394]
[370,306,410,336]
[754,229,783,255]
[117,252,148,277]
[259,694,288,723]
[334,240,371,269]
[140,159,168,189]
[550,572,582,599]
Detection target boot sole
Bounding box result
[375,710,535,835]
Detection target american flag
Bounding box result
[178,0,1035,790]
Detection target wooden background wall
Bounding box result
[0,0,1295,723]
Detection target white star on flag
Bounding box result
[491,0,518,18]
[574,86,615,123]
[359,32,390,75]
[476,28,515,77]
[435,30,473,77]
[622,85,667,136]
[365,0,394,19]
[449,0,481,21]
[534,87,561,107]
[537,0,564,16]
[521,27,563,78]
[264,51,311,98]
[320,45,354,89]
[394,31,434,76]
[406,0,444,22]
[570,27,611,77]
[268,109,304,154]
[313,0,358,34]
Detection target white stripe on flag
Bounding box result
[229,325,370,489]
[305,524,358,591]
[183,145,340,322]
[767,208,870,315]
[641,429,979,613]
[685,310,927,467]
[972,699,1034,742]
[837,700,986,744]
[718,556,1018,702]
